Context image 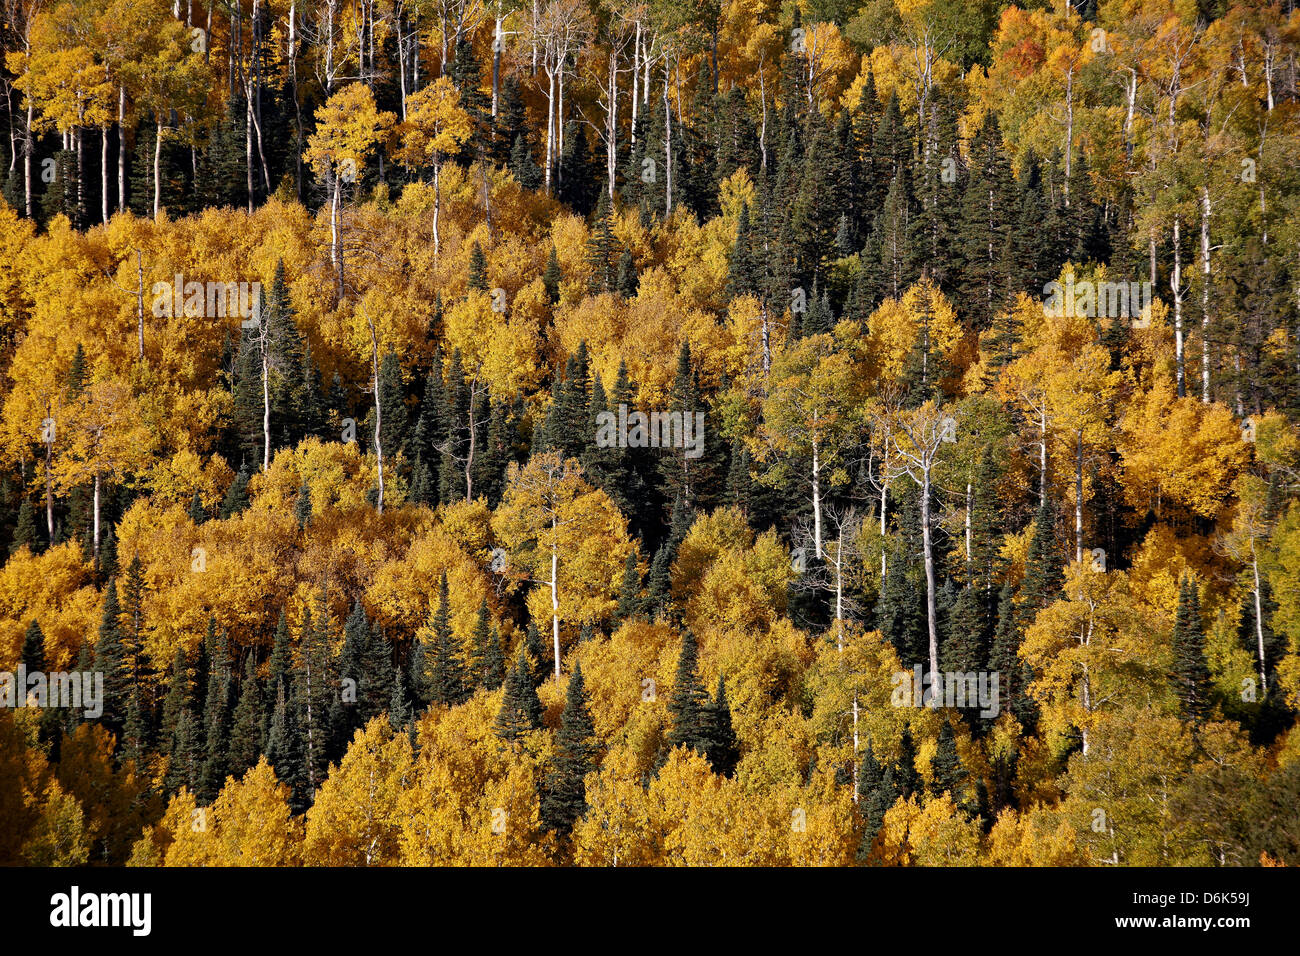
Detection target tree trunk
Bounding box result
[118,88,127,212]
[921,468,939,687]
[1172,214,1185,397]
[551,519,561,682]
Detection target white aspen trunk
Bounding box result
[811,440,822,558]
[433,160,441,256]
[118,88,127,212]
[153,124,163,219]
[1075,431,1084,563]
[24,102,33,218]
[630,23,639,141]
[1039,408,1048,507]
[1200,185,1211,402]
[544,70,555,192]
[93,471,101,558]
[662,61,672,216]
[101,124,110,223]
[880,482,887,581]
[551,518,561,682]
[1252,547,1268,694]
[262,333,270,469]
[369,315,384,514]
[44,441,54,540]
[964,481,972,562]
[921,467,939,686]
[1173,214,1185,397]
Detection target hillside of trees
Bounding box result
[1,0,1299,866]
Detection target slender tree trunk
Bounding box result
[811,438,822,558]
[551,520,561,682]
[136,249,145,359]
[1075,431,1084,563]
[101,125,110,223]
[369,314,384,513]
[1252,545,1268,694]
[1200,185,1212,402]
[93,471,101,558]
[921,467,939,687]
[153,124,163,219]
[118,88,127,212]
[1173,214,1185,397]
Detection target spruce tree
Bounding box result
[228,654,265,778]
[496,646,544,743]
[1171,575,1211,724]
[930,720,967,799]
[95,579,131,733]
[667,629,710,755]
[541,661,597,833]
[704,675,739,776]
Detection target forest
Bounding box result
[0,0,1299,867]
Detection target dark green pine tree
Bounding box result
[725,439,753,520]
[524,620,548,688]
[615,549,645,622]
[265,677,306,809]
[895,726,921,800]
[658,343,718,517]
[542,246,563,304]
[188,491,206,524]
[941,583,986,675]
[94,579,131,733]
[268,609,293,692]
[295,481,312,529]
[219,467,251,519]
[540,661,597,833]
[929,720,967,799]
[495,646,544,743]
[666,629,710,755]
[989,581,1036,728]
[377,351,409,461]
[1171,575,1211,724]
[389,668,412,732]
[856,743,900,860]
[198,625,234,801]
[1021,499,1064,616]
[159,646,191,759]
[228,654,265,779]
[467,241,488,292]
[615,249,639,298]
[585,193,618,294]
[165,708,202,795]
[10,498,39,554]
[427,572,468,706]
[704,675,739,776]
[21,620,45,672]
[293,600,335,792]
[468,598,495,692]
[509,134,543,191]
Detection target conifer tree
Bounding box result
[496,646,544,743]
[1171,575,1211,724]
[10,498,39,554]
[704,675,739,776]
[95,579,130,733]
[541,661,597,833]
[427,573,467,706]
[229,654,265,778]
[667,629,710,755]
[930,720,967,799]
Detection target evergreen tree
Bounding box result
[427,572,468,706]
[667,629,710,755]
[10,498,39,554]
[929,720,967,799]
[467,241,488,291]
[94,579,131,733]
[229,654,265,778]
[704,675,739,776]
[1171,575,1211,724]
[541,661,597,833]
[219,468,251,519]
[496,646,544,743]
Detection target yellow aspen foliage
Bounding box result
[304,717,413,866]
